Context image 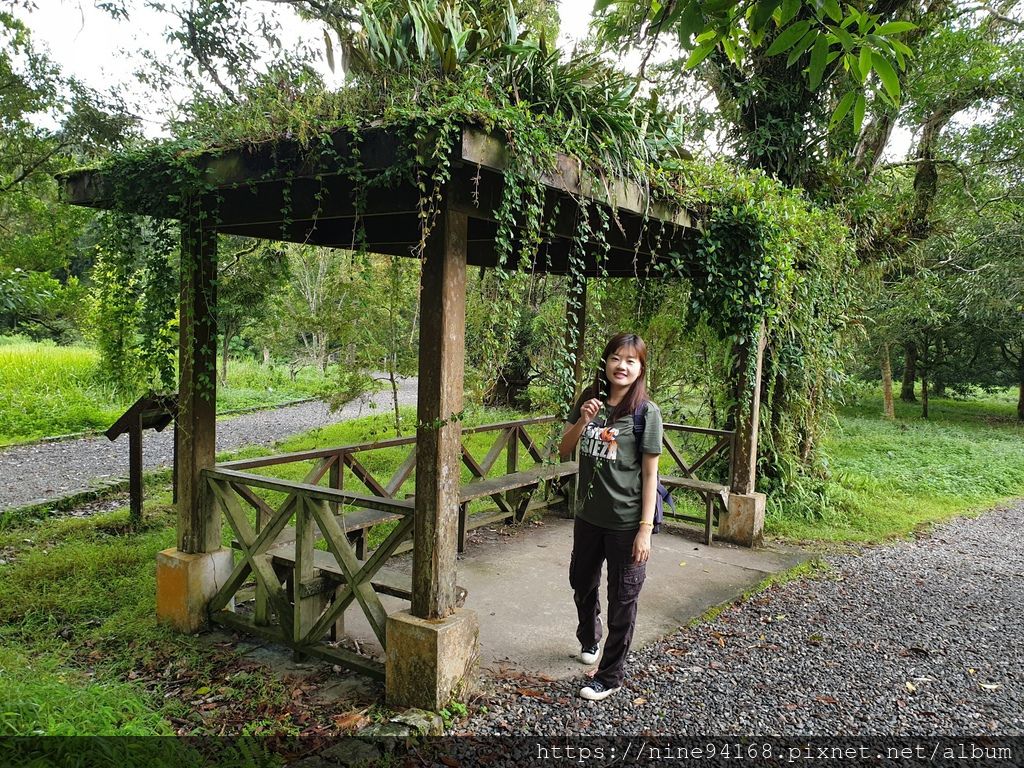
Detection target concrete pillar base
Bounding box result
[156,547,234,633]
[719,492,766,548]
[385,609,479,711]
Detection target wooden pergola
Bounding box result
[62,124,767,708]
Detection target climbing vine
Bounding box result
[72,0,855,473]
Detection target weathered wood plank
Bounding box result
[205,468,413,514]
[177,215,219,553]
[206,479,293,634]
[210,610,384,680]
[661,475,730,500]
[664,423,736,439]
[517,427,547,464]
[412,203,467,620]
[343,452,390,498]
[479,429,511,475]
[731,322,767,495]
[385,447,417,496]
[459,462,578,502]
[307,499,389,646]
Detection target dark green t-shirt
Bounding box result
[566,399,663,530]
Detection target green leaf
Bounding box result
[858,46,872,78]
[685,41,716,69]
[853,91,866,133]
[871,50,900,103]
[847,52,864,83]
[778,0,801,25]
[751,0,781,33]
[786,29,817,66]
[678,3,704,42]
[808,35,829,90]
[823,0,843,23]
[874,21,917,35]
[832,26,854,51]
[766,20,811,57]
[829,90,857,129]
[722,34,739,62]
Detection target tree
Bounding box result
[216,238,288,383]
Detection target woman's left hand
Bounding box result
[633,528,652,564]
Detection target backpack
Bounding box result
[632,402,675,534]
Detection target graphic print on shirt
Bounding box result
[580,422,619,462]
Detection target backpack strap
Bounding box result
[632,401,648,443]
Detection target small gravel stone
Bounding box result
[0,375,417,511]
[452,501,1024,736]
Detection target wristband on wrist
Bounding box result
[638,521,654,528]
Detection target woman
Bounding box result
[559,332,663,702]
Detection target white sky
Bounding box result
[17,0,595,129]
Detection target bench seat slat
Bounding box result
[458,461,578,502]
[661,475,729,498]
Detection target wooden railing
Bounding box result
[203,416,574,677]
[658,423,735,545]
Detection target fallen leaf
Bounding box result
[632,697,647,705]
[679,561,687,567]
[440,757,460,768]
[905,681,917,693]
[194,686,211,696]
[814,695,839,705]
[808,634,824,644]
[517,688,545,697]
[333,712,370,731]
[784,703,799,711]
[980,683,1002,691]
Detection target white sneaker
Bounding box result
[578,644,599,664]
[580,680,620,701]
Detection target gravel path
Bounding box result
[0,375,418,512]
[453,501,1024,738]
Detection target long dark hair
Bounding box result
[579,332,649,423]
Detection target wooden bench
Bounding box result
[661,475,730,546]
[456,461,578,552]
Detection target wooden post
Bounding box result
[730,322,767,496]
[176,214,219,554]
[128,414,143,527]
[412,206,467,620]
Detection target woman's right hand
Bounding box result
[579,398,602,424]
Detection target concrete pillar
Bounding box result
[156,548,234,633]
[385,609,479,711]
[720,492,766,548]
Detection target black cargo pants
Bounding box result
[569,516,647,688]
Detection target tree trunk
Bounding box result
[933,338,946,397]
[220,328,234,386]
[881,344,896,419]
[262,346,271,366]
[900,342,918,402]
[920,337,930,419]
[1018,351,1024,423]
[389,352,402,437]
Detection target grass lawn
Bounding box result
[0,338,341,446]
[765,388,1024,541]
[1,392,1022,739]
